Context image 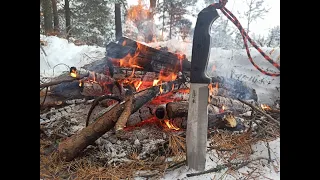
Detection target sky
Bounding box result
[127,0,280,37]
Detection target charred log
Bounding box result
[211,96,256,114]
[106,37,191,73]
[48,71,120,99]
[40,72,89,88]
[166,112,242,130]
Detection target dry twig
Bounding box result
[238,99,280,126]
[186,157,270,177]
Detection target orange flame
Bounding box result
[134,81,143,91]
[153,79,160,86]
[261,104,271,110]
[122,40,126,46]
[163,119,180,130]
[159,84,163,94]
[70,72,77,78]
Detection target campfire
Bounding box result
[40,36,280,179]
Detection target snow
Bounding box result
[40,36,280,179]
[40,35,105,77]
[149,40,280,105]
[158,138,280,180]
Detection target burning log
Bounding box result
[58,81,177,161]
[154,102,240,130]
[210,96,256,114]
[106,37,191,73]
[40,72,89,89]
[46,71,120,100]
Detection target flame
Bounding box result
[219,105,225,113]
[159,84,163,94]
[70,72,77,78]
[134,81,143,91]
[158,70,177,82]
[208,83,219,102]
[117,53,143,69]
[70,68,77,78]
[122,40,126,46]
[177,88,190,94]
[153,79,160,86]
[261,104,271,110]
[163,119,180,130]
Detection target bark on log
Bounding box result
[40,72,89,88]
[211,96,257,114]
[58,81,173,161]
[167,112,240,130]
[115,95,133,131]
[106,37,191,73]
[48,71,119,99]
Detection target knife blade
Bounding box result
[186,5,219,171]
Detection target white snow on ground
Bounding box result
[149,39,280,105]
[159,138,280,180]
[40,36,280,179]
[40,35,106,77]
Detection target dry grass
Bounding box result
[209,130,256,162]
[40,130,187,180]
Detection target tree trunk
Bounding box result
[42,0,53,34]
[51,0,59,33]
[162,0,165,39]
[169,2,173,39]
[65,0,71,39]
[115,3,122,40]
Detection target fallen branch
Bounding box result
[115,95,133,135]
[186,157,270,177]
[58,101,124,161]
[86,95,122,126]
[238,99,280,126]
[40,72,89,88]
[58,84,164,161]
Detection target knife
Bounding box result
[186,5,219,171]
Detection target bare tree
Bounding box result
[267,26,280,47]
[242,0,270,34]
[65,0,71,39]
[51,0,59,33]
[42,0,53,34]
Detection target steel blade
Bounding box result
[186,83,209,171]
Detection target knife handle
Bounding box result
[190,5,219,84]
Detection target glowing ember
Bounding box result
[70,67,77,78]
[261,104,271,110]
[159,84,163,94]
[163,119,180,130]
[70,72,77,78]
[177,88,190,94]
[134,81,143,91]
[219,105,225,113]
[153,79,160,86]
